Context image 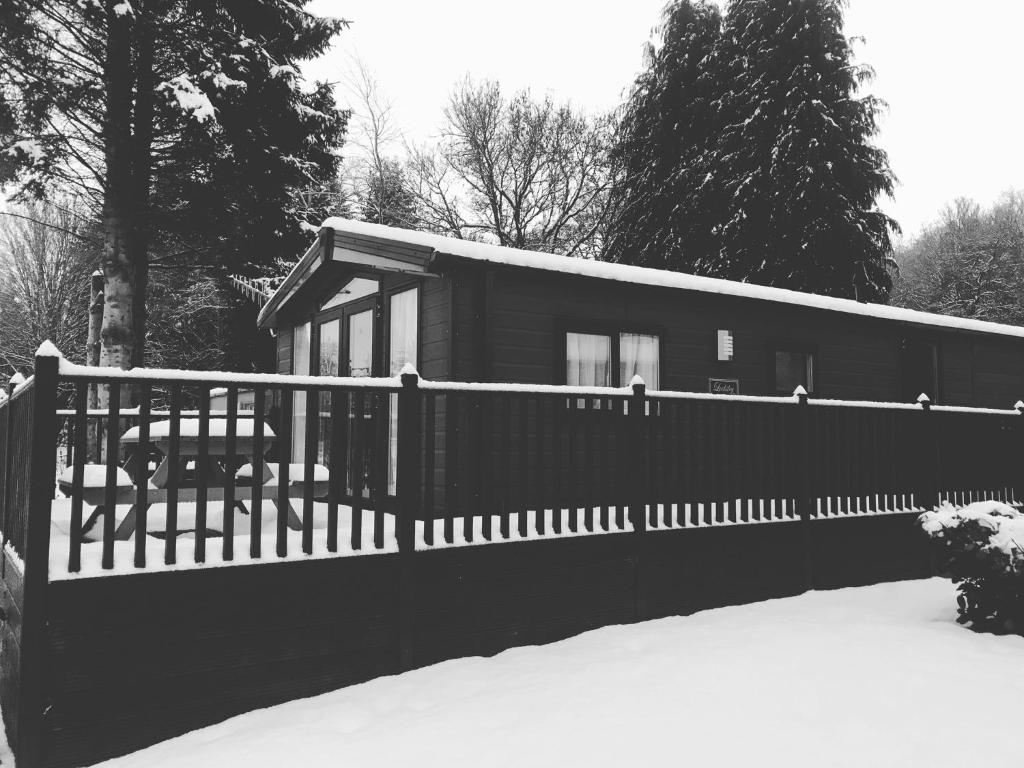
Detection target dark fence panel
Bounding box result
[53,374,403,575]
[1,380,36,561]
[10,354,1024,768]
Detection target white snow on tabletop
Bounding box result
[90,579,1024,768]
[160,75,216,123]
[121,419,276,440]
[317,218,1024,340]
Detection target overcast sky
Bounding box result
[306,0,1024,242]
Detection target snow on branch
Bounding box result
[159,75,216,124]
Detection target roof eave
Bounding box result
[256,229,331,329]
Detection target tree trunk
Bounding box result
[98,1,154,410]
[99,0,136,387]
[87,271,104,458]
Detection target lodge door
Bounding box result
[344,306,377,499]
[312,298,379,501]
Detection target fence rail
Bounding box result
[1,350,1019,578]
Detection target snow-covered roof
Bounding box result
[307,218,1024,339]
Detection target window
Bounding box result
[317,320,341,460]
[620,333,660,389]
[564,330,660,389]
[775,349,814,394]
[347,310,373,377]
[566,332,612,387]
[388,287,419,494]
[388,288,419,376]
[291,321,311,462]
[321,277,379,311]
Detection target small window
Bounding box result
[775,350,814,394]
[566,332,612,387]
[321,277,379,310]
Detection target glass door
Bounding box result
[387,288,419,494]
[291,321,311,463]
[317,319,341,461]
[347,307,375,498]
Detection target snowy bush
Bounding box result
[919,501,1024,634]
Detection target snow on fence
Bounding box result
[3,346,1022,580]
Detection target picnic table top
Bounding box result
[121,419,277,442]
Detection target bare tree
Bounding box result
[0,200,98,372]
[892,192,1024,325]
[407,78,617,258]
[341,57,417,227]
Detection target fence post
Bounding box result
[396,365,422,671]
[9,372,25,399]
[19,344,60,768]
[917,393,938,512]
[629,376,649,621]
[794,386,815,591]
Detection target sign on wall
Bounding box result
[709,378,740,395]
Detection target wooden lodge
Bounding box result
[263,218,1024,416]
[3,220,1024,767]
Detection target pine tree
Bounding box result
[608,0,723,270]
[711,0,897,300]
[360,158,417,227]
[0,1,348,373]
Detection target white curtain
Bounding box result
[389,289,419,494]
[291,321,311,463]
[347,310,373,377]
[566,332,612,386]
[620,333,660,389]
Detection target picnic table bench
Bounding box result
[58,419,330,541]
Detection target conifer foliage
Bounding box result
[611,0,897,302]
[609,0,723,271]
[0,1,348,371]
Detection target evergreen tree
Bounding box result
[711,0,897,300]
[360,158,417,227]
[608,0,723,270]
[0,1,348,373]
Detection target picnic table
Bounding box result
[120,418,278,488]
[59,419,328,541]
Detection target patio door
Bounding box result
[387,287,418,495]
[346,306,375,498]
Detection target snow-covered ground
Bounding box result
[93,578,1023,768]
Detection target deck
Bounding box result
[0,347,1019,767]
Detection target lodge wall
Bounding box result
[36,513,932,768]
[449,265,1024,408]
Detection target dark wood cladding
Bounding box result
[449,265,1024,406]
[38,513,930,768]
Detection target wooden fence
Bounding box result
[0,347,1022,767]
[39,364,1023,576]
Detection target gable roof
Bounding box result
[264,217,1024,340]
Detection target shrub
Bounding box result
[919,500,1024,635]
